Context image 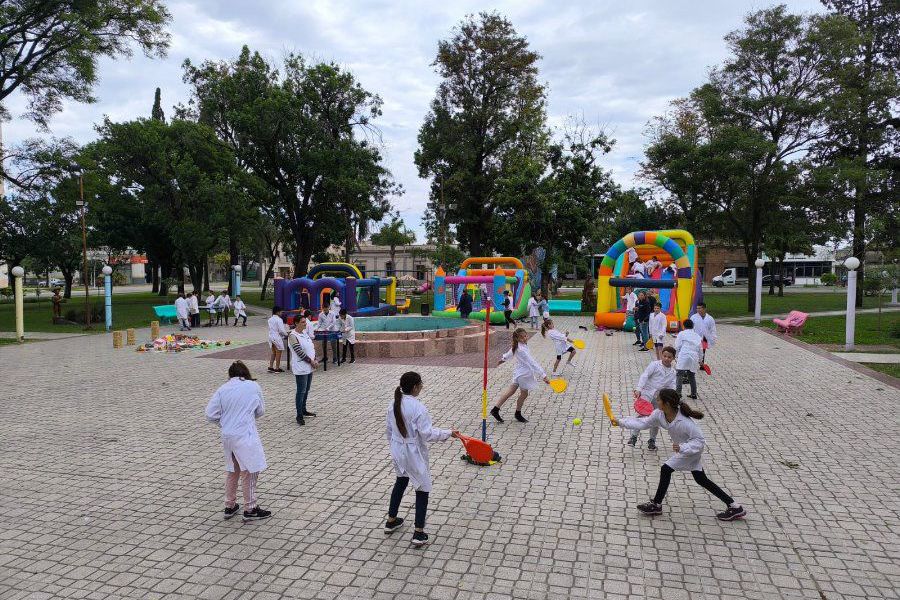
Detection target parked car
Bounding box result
[711,268,749,287]
[762,274,793,286]
[38,278,65,288]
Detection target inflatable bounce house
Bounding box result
[432,257,531,325]
[274,262,397,318]
[595,230,702,331]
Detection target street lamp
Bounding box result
[102,265,113,332]
[754,258,765,323]
[232,264,242,297]
[11,265,24,342]
[844,256,860,351]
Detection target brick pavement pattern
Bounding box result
[1,315,897,599]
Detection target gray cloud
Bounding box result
[2,0,825,236]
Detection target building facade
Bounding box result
[264,242,439,282]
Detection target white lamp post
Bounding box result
[11,265,24,342]
[754,258,765,323]
[232,264,242,297]
[844,257,860,351]
[102,265,113,332]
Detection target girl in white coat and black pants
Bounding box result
[674,319,703,399]
[385,371,459,547]
[541,319,576,375]
[490,328,551,424]
[617,388,746,521]
[205,361,272,522]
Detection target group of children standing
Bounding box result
[175,290,247,331]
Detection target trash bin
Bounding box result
[421,303,430,316]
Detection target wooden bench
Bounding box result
[153,305,178,324]
[773,310,808,335]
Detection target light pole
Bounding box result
[844,257,860,351]
[102,265,112,332]
[754,258,765,323]
[76,173,90,329]
[232,264,242,297]
[11,265,24,342]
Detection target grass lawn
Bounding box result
[765,311,900,348]
[0,292,181,333]
[861,363,900,380]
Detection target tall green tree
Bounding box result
[813,0,899,306]
[370,214,416,272]
[181,47,395,277]
[0,0,170,131]
[415,12,547,256]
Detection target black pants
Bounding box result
[653,464,733,506]
[503,310,513,328]
[676,369,697,396]
[388,477,429,529]
[341,341,355,362]
[234,314,247,326]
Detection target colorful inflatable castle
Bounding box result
[274,262,397,318]
[432,257,531,325]
[595,230,702,331]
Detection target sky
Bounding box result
[3,0,826,238]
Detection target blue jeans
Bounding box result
[294,373,312,417]
[638,321,649,345]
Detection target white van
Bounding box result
[712,268,748,287]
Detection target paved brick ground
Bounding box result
[1,315,897,599]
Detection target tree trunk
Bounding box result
[188,263,203,294]
[177,265,185,295]
[853,192,865,308]
[745,248,757,314]
[228,238,239,295]
[203,256,210,292]
[260,260,275,301]
[157,261,170,296]
[62,270,74,299]
[293,244,313,278]
[150,261,159,293]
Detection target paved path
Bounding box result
[1,315,898,599]
[832,352,900,364]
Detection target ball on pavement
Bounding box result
[573,418,582,426]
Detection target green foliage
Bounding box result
[370,215,416,260]
[820,272,838,286]
[0,287,11,301]
[415,13,547,256]
[0,0,171,130]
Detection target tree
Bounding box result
[415,12,547,255]
[151,87,165,122]
[370,214,416,272]
[0,1,170,131]
[813,0,900,307]
[181,47,396,277]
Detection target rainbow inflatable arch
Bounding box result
[595,229,702,331]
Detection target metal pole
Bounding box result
[79,175,90,328]
[13,268,24,342]
[104,273,112,332]
[754,267,763,323]
[845,269,857,351]
[481,299,491,443]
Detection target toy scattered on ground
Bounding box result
[274,262,397,319]
[433,257,532,324]
[595,230,702,332]
[548,378,568,393]
[573,418,582,426]
[136,333,232,353]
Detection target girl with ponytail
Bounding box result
[616,388,747,522]
[540,318,577,375]
[385,371,459,547]
[490,328,551,424]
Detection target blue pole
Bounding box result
[234,271,241,296]
[104,274,112,332]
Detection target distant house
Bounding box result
[262,241,441,282]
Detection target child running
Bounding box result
[267,306,288,373]
[648,302,668,359]
[674,319,703,399]
[205,361,272,522]
[541,319,576,375]
[384,371,460,547]
[627,346,676,450]
[233,295,248,326]
[490,328,551,424]
[617,388,747,521]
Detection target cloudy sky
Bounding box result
[4,0,825,237]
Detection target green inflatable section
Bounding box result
[432,282,532,324]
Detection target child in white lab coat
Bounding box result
[490,328,551,424]
[617,388,746,521]
[674,319,703,399]
[541,319,576,375]
[317,302,340,365]
[188,292,200,328]
[527,294,540,329]
[329,291,342,316]
[338,308,356,364]
[205,361,272,522]
[175,293,191,331]
[384,371,460,547]
[205,291,217,326]
[267,306,288,373]
[648,303,668,359]
[232,295,248,326]
[627,346,676,450]
[689,302,717,367]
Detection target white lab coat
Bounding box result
[649,312,668,343]
[527,297,539,317]
[636,360,676,402]
[330,296,342,315]
[305,320,316,339]
[386,394,452,492]
[205,377,267,473]
[689,313,717,348]
[626,247,638,264]
[205,294,216,314]
[619,410,706,471]
[317,310,337,331]
[267,314,288,349]
[631,261,646,277]
[233,300,247,318]
[501,343,546,390]
[188,295,200,315]
[222,294,232,309]
[288,330,316,376]
[622,292,637,312]
[174,297,189,320]
[339,314,356,344]
[674,329,703,373]
[546,328,571,355]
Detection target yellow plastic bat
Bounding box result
[646,339,654,349]
[602,393,618,426]
[548,378,568,393]
[572,339,585,349]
